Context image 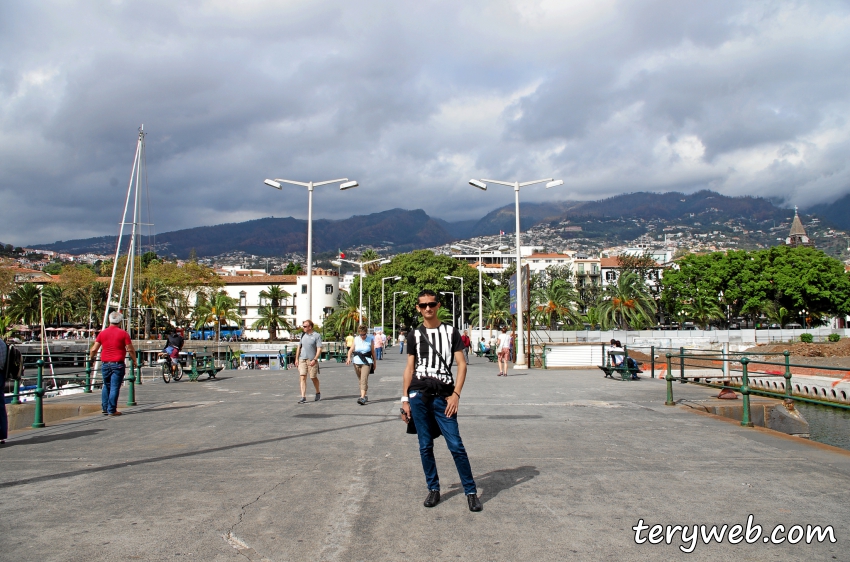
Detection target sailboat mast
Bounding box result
[102,127,143,329]
[126,125,144,337]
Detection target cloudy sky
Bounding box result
[1,0,849,246]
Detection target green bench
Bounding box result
[187,353,223,381]
[599,351,641,381]
[473,348,497,362]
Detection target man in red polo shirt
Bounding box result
[89,312,137,416]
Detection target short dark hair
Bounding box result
[417,289,439,303]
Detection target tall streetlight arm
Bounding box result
[266,176,358,325]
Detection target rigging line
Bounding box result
[142,130,154,255]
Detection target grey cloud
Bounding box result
[1,0,849,246]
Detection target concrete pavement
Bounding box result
[1,350,848,561]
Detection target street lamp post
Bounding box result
[332,257,390,325]
[264,177,358,323]
[440,291,456,326]
[451,243,508,340]
[393,290,408,344]
[444,275,465,330]
[469,177,563,369]
[382,275,401,333]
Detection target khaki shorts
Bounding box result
[298,359,319,378]
[353,363,370,393]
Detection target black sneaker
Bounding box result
[297,397,307,404]
[357,397,367,405]
[314,393,322,402]
[424,490,440,508]
[467,493,483,512]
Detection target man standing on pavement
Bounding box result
[89,312,137,416]
[401,289,482,512]
[296,320,322,404]
[496,326,511,376]
[461,329,471,363]
[374,329,384,360]
[345,332,354,350]
[346,324,376,405]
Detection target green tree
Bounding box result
[532,278,580,330]
[283,262,302,275]
[136,278,170,338]
[42,284,73,325]
[597,271,657,329]
[193,291,241,342]
[683,292,724,329]
[467,288,511,336]
[254,286,291,340]
[327,289,366,335]
[7,283,40,326]
[361,250,486,331]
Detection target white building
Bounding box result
[220,269,339,338]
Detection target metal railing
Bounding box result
[651,349,850,428]
[8,351,141,429]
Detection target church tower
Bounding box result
[785,207,814,248]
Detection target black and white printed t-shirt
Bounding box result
[407,322,464,393]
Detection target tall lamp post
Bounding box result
[469,177,563,369]
[440,291,456,326]
[444,275,465,330]
[264,177,358,323]
[393,290,408,343]
[451,243,509,338]
[332,257,390,325]
[382,275,401,333]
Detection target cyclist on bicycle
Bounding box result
[163,329,184,374]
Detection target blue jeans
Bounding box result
[375,347,383,360]
[399,342,405,354]
[101,362,125,414]
[409,393,477,495]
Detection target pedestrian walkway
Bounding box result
[1,352,847,560]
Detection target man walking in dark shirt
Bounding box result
[401,289,482,512]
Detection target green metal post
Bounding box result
[679,346,686,383]
[125,353,137,407]
[740,357,753,427]
[32,359,45,428]
[650,345,655,378]
[84,358,92,393]
[665,354,674,406]
[783,350,792,400]
[11,379,20,405]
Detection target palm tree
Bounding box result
[255,286,291,341]
[193,291,241,342]
[330,290,365,335]
[467,288,511,337]
[581,306,605,330]
[764,301,791,328]
[7,283,41,327]
[137,278,171,339]
[532,279,581,330]
[683,293,724,329]
[360,249,382,275]
[42,284,73,326]
[597,271,657,330]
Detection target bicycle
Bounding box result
[158,352,183,383]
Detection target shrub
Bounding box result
[828,333,840,342]
[800,333,814,343]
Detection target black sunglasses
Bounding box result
[417,301,439,309]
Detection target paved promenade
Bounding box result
[2,351,848,561]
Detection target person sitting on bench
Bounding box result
[479,338,490,354]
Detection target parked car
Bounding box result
[785,323,803,329]
[728,322,741,330]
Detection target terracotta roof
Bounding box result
[527,253,572,259]
[600,257,620,267]
[220,275,298,285]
